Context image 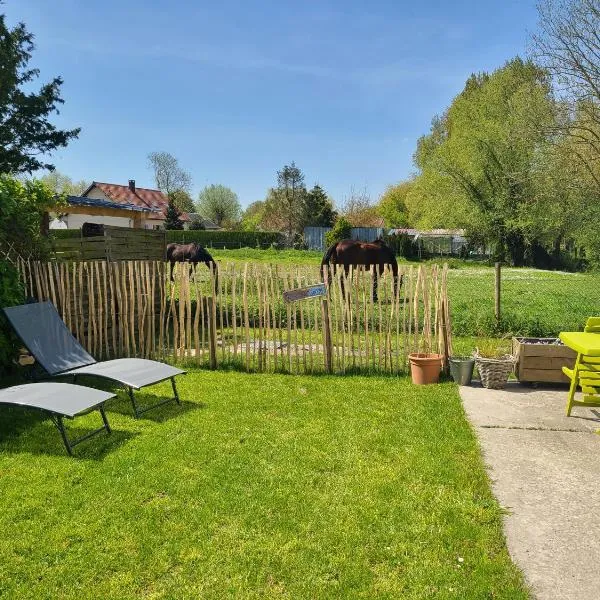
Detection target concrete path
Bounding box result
[460,383,600,600]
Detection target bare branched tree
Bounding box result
[340,186,381,226]
[276,162,306,239]
[147,151,192,196]
[531,0,600,185]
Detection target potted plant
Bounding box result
[448,355,475,386]
[474,341,515,389]
[409,343,443,385]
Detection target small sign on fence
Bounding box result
[283,283,327,303]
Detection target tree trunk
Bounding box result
[552,236,562,259]
[506,232,526,267]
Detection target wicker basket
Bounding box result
[474,355,515,389]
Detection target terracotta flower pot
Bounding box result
[409,353,443,385]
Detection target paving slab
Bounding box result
[460,383,600,600]
[461,382,600,432]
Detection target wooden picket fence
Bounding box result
[17,259,452,375]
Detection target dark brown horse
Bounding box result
[321,238,401,301]
[166,242,218,284]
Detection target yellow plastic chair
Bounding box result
[584,317,600,333]
[561,317,600,416]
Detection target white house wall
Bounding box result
[141,218,165,230]
[62,213,133,229]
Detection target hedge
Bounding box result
[166,230,284,249]
[49,229,285,249]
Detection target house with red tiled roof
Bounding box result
[49,180,222,231]
[81,180,190,229]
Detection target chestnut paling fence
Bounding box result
[16,259,452,375]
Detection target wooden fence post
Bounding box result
[207,297,217,370]
[494,262,501,322]
[321,298,333,373]
[440,295,450,373]
[322,267,334,374]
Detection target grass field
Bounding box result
[211,247,325,265]
[211,249,599,338]
[0,371,528,599]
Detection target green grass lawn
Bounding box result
[447,267,599,337]
[0,371,528,599]
[211,247,325,265]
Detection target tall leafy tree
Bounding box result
[147,151,192,196]
[169,189,195,214]
[302,184,336,227]
[38,171,89,196]
[0,9,80,173]
[259,189,288,231]
[275,162,307,238]
[196,184,241,227]
[412,58,557,265]
[240,200,266,231]
[164,197,184,230]
[377,181,412,227]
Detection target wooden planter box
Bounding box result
[512,337,577,384]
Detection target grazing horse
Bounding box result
[166,242,218,284]
[321,238,401,301]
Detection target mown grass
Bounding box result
[447,267,599,337]
[0,371,528,599]
[211,247,324,265]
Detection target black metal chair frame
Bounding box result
[49,404,112,455]
[69,373,181,419]
[0,401,112,456]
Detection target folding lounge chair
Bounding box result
[0,382,113,455]
[3,302,185,418]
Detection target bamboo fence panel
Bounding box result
[17,259,451,374]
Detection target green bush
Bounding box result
[383,233,417,259]
[0,175,57,259]
[166,230,284,249]
[0,176,56,374]
[0,261,24,376]
[325,217,352,248]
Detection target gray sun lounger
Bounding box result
[3,301,185,418]
[0,382,113,455]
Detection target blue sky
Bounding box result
[5,0,539,208]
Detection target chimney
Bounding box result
[128,179,136,193]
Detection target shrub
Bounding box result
[0,175,57,259]
[325,217,352,248]
[0,261,25,376]
[0,176,57,373]
[383,233,417,259]
[166,230,284,249]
